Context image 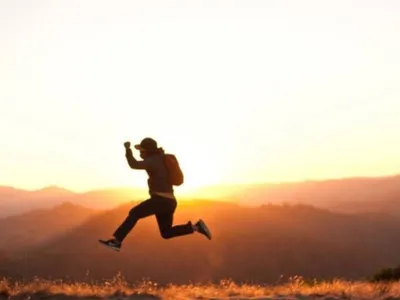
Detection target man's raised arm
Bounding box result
[124,142,148,170]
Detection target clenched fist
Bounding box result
[124,141,131,149]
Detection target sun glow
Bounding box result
[1,1,400,192]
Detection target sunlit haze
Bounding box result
[1,0,399,193]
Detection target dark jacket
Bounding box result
[125,148,173,195]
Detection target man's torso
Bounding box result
[144,154,175,198]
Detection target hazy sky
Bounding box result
[1,0,399,192]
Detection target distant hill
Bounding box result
[1,173,400,217]
[2,200,400,284]
[0,202,98,254]
[0,185,77,217]
[220,174,400,209]
[0,186,147,217]
[70,188,148,210]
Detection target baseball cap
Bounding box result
[134,137,158,152]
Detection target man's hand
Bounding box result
[124,141,131,149]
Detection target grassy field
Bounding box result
[0,275,398,300]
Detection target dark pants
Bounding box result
[113,195,194,242]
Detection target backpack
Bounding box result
[164,153,184,186]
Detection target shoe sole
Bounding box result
[198,219,212,240]
[98,240,121,252]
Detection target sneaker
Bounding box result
[99,238,121,252]
[195,219,212,240]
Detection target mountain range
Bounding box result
[0,199,400,284]
[1,174,400,284]
[2,173,400,216]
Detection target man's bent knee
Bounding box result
[160,229,174,239]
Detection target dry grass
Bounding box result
[0,274,400,300]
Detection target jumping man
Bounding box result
[99,137,212,251]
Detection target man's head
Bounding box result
[134,137,159,158]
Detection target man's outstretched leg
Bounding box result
[152,195,212,240]
[99,198,158,251]
[156,212,212,240]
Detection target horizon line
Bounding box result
[1,172,400,194]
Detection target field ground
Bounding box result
[0,275,399,300]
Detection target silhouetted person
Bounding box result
[99,137,212,251]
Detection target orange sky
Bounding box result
[1,0,399,193]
